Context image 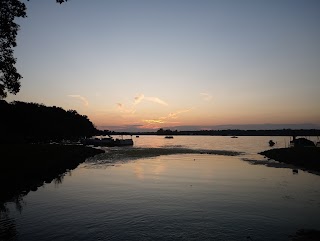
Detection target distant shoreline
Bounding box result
[103,129,320,137]
[0,144,104,204]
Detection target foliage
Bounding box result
[0,0,67,99]
[0,0,27,98]
[0,100,97,143]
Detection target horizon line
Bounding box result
[97,123,320,132]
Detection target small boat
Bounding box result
[231,136,238,138]
[269,140,275,147]
[165,136,174,139]
[136,135,140,138]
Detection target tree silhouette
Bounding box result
[0,100,97,143]
[0,0,67,99]
[0,0,26,98]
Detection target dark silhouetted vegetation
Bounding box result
[0,101,105,210]
[156,128,178,135]
[0,100,97,143]
[0,0,27,98]
[0,100,105,206]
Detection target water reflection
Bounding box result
[0,203,18,241]
[133,159,167,180]
[1,170,71,215]
[2,153,320,241]
[53,171,72,187]
[2,136,320,240]
[134,162,145,180]
[0,169,74,240]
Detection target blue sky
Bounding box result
[7,0,320,131]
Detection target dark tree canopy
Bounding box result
[0,0,26,98]
[0,0,67,99]
[0,100,97,143]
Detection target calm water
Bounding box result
[1,136,320,241]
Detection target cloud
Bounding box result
[134,94,168,106]
[68,95,89,107]
[144,97,168,106]
[116,94,168,119]
[140,118,180,130]
[116,103,123,109]
[168,109,192,119]
[200,93,212,101]
[143,119,166,124]
[134,94,145,105]
[117,103,135,114]
[141,110,191,129]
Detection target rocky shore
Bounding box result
[259,147,320,173]
[0,144,104,204]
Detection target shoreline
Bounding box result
[0,143,104,204]
[259,147,320,174]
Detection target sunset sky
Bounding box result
[7,0,320,131]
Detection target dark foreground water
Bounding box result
[1,136,320,241]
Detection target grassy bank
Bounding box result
[0,144,104,204]
[259,147,320,173]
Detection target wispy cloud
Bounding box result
[116,94,169,122]
[141,118,180,130]
[140,109,192,129]
[144,97,168,106]
[200,93,212,101]
[134,94,168,106]
[168,109,192,119]
[117,103,135,114]
[143,119,166,124]
[134,94,145,105]
[68,95,89,107]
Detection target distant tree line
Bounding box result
[156,128,178,135]
[177,129,320,136]
[0,100,98,143]
[131,128,320,136]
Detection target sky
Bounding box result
[7,0,320,131]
